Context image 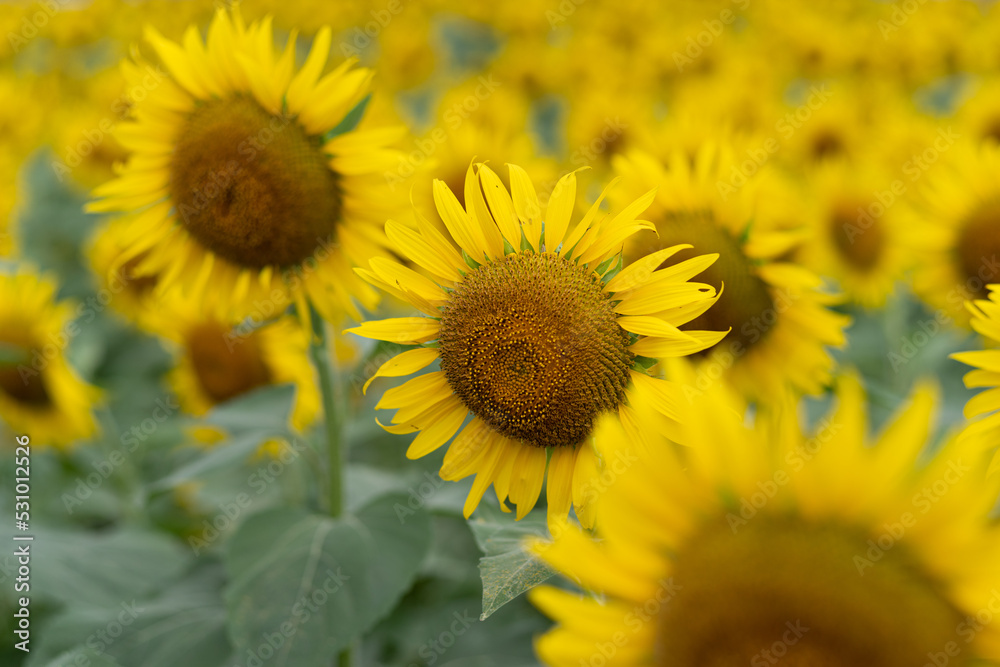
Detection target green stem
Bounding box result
[305,305,351,667]
[307,305,344,517]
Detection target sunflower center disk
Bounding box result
[169,95,341,269]
[0,355,50,407]
[438,253,633,448]
[657,518,962,667]
[187,322,272,404]
[644,214,775,354]
[955,200,1000,299]
[829,200,885,271]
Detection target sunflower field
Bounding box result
[4,0,1000,665]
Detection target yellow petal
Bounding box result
[344,317,440,344]
[363,347,440,394]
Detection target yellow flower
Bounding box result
[87,8,407,323]
[0,270,100,448]
[952,284,1000,475]
[907,141,1000,327]
[86,219,162,329]
[613,144,850,402]
[348,162,725,527]
[148,298,319,441]
[795,159,911,308]
[530,368,1000,666]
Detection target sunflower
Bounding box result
[908,141,1000,327]
[795,159,911,308]
[148,298,319,443]
[529,368,1000,666]
[0,270,100,448]
[955,76,1000,146]
[612,145,850,402]
[86,8,407,324]
[952,284,1000,475]
[86,219,162,329]
[405,81,558,226]
[347,162,725,527]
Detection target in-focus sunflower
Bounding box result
[87,8,406,323]
[613,145,850,401]
[530,368,1000,666]
[348,162,725,527]
[908,141,1000,327]
[149,298,319,443]
[952,283,1000,475]
[0,270,100,448]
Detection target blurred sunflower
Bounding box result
[530,370,1000,666]
[348,162,725,527]
[952,284,1000,475]
[908,141,1000,326]
[796,160,910,308]
[0,271,100,448]
[955,76,1000,146]
[149,299,319,443]
[613,145,849,401]
[86,219,162,329]
[87,8,406,323]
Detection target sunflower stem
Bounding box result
[305,305,352,667]
[307,304,345,518]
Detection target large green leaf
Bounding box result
[148,384,297,491]
[468,504,555,620]
[11,526,190,609]
[28,563,231,667]
[224,494,431,666]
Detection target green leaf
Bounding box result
[224,494,431,665]
[201,383,297,435]
[27,563,231,667]
[148,384,299,491]
[468,504,555,620]
[35,648,121,667]
[20,526,190,608]
[148,430,297,492]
